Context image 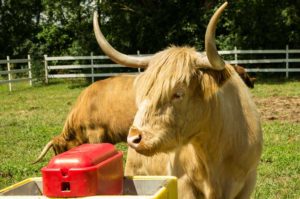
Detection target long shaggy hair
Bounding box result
[134,46,234,106]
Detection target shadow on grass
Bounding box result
[43,78,93,89]
[250,73,300,85]
[66,77,111,89]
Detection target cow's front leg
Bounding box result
[177,174,202,199]
[234,170,257,199]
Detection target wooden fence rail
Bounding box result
[0,55,32,91]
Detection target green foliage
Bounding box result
[224,0,300,49]
[31,0,96,56]
[0,0,41,57]
[0,0,300,78]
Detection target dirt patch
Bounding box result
[254,96,300,123]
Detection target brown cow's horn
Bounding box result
[31,140,53,164]
[93,11,151,68]
[205,2,227,70]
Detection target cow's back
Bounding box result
[67,75,137,143]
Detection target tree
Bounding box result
[220,0,300,49]
[1,0,299,58]
[32,0,96,56]
[0,0,41,58]
[97,0,211,54]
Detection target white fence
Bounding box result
[44,46,300,82]
[221,45,300,78]
[44,53,142,84]
[0,55,32,91]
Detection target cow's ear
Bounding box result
[192,70,205,97]
[195,69,204,78]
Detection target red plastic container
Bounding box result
[41,143,123,197]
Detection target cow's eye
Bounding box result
[172,90,184,101]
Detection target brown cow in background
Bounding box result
[33,75,137,163]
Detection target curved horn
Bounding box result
[31,140,53,164]
[93,11,151,68]
[205,2,227,70]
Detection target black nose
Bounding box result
[127,127,143,147]
[132,134,142,144]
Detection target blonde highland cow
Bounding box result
[94,2,263,199]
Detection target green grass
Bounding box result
[0,81,84,187]
[0,79,299,198]
[252,79,300,97]
[254,122,300,198]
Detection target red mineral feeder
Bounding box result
[41,143,123,197]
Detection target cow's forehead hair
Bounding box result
[135,46,200,106]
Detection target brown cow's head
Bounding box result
[234,65,256,88]
[93,3,231,155]
[51,135,84,155]
[32,134,86,164]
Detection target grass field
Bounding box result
[0,79,299,198]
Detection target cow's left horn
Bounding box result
[93,11,151,68]
[205,2,227,70]
[31,140,53,164]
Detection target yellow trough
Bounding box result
[0,176,177,199]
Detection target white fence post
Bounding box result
[234,46,238,66]
[137,50,141,73]
[91,52,95,83]
[28,54,32,86]
[286,45,289,78]
[0,56,33,91]
[7,56,12,92]
[44,55,48,84]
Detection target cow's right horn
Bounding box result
[31,140,53,164]
[205,2,227,70]
[93,11,151,68]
